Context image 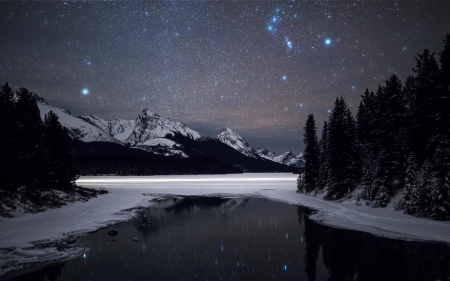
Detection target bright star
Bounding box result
[325,38,331,45]
[82,88,89,95]
[285,37,293,49]
[272,16,277,23]
[282,76,287,80]
[267,25,273,31]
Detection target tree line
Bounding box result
[299,34,450,220]
[0,84,78,194]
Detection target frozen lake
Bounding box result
[5,197,450,281]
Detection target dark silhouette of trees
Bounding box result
[44,111,78,190]
[299,34,450,220]
[0,86,77,193]
[299,114,319,193]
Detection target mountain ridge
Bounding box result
[36,98,297,172]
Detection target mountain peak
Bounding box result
[141,109,158,118]
[217,127,259,159]
[256,148,304,168]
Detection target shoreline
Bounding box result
[1,173,449,278]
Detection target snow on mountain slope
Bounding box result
[257,148,304,168]
[79,115,135,142]
[217,127,259,159]
[126,109,202,145]
[37,101,122,144]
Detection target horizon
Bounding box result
[1,1,449,154]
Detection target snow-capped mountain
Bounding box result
[37,101,122,144]
[34,98,294,171]
[79,115,135,142]
[217,127,259,159]
[126,109,202,145]
[257,148,304,168]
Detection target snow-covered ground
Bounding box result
[1,173,449,277]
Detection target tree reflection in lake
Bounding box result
[4,198,450,281]
[301,206,450,281]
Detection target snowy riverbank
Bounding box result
[1,173,450,277]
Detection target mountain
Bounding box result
[170,134,292,172]
[71,140,242,175]
[126,109,201,144]
[80,109,203,157]
[78,115,135,142]
[217,127,259,159]
[37,100,122,144]
[256,148,304,168]
[215,127,304,168]
[36,98,294,173]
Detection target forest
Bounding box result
[299,34,450,221]
[0,85,241,216]
[0,85,103,216]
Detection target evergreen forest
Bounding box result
[0,85,103,216]
[298,34,450,221]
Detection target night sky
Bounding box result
[1,1,449,154]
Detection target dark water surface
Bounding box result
[6,197,450,281]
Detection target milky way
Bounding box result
[0,1,449,153]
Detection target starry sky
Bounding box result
[1,1,449,154]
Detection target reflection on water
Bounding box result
[5,197,450,281]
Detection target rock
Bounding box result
[107,229,118,236]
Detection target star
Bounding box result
[81,88,89,95]
[282,76,287,81]
[325,38,331,45]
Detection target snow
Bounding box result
[1,173,450,277]
[141,138,177,147]
[127,109,202,145]
[37,102,122,144]
[79,115,136,142]
[217,127,259,158]
[257,148,304,167]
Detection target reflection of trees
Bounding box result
[301,207,320,281]
[10,262,64,281]
[164,197,249,215]
[298,206,450,281]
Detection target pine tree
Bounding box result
[317,121,329,190]
[374,183,390,208]
[326,97,356,199]
[410,49,440,161]
[418,159,433,215]
[430,137,450,220]
[44,111,78,189]
[369,76,407,202]
[357,89,378,200]
[0,83,18,191]
[400,153,420,214]
[301,114,319,193]
[15,88,48,190]
[435,34,450,139]
[439,34,450,92]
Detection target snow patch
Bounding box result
[217,127,259,158]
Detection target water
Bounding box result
[6,197,450,281]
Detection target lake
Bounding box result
[5,197,450,281]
